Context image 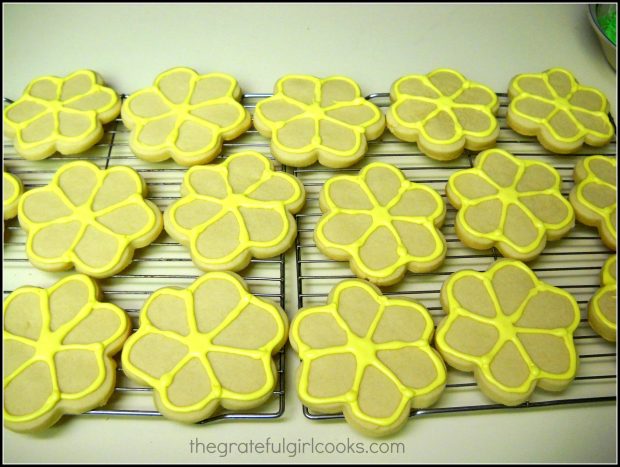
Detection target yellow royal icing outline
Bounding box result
[3,70,120,159]
[315,162,446,283]
[122,67,250,166]
[588,255,617,340]
[388,69,499,146]
[3,171,23,220]
[571,155,617,246]
[3,274,129,426]
[436,260,580,400]
[165,151,304,271]
[121,271,288,415]
[290,279,446,428]
[508,68,614,144]
[448,149,574,258]
[17,161,162,278]
[254,74,384,166]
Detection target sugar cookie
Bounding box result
[18,160,163,278]
[436,259,580,406]
[290,279,446,437]
[121,67,251,166]
[569,155,616,250]
[4,170,23,220]
[315,162,446,286]
[507,68,614,153]
[164,151,305,272]
[588,255,616,342]
[3,274,130,432]
[387,69,499,161]
[446,148,574,261]
[3,70,121,160]
[253,74,385,168]
[121,271,288,423]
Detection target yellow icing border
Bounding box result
[436,260,580,403]
[17,160,163,278]
[588,255,617,342]
[447,148,575,260]
[3,274,130,429]
[3,171,24,220]
[315,162,446,285]
[164,151,305,271]
[121,271,288,418]
[3,70,120,160]
[290,279,446,430]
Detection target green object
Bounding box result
[598,11,616,45]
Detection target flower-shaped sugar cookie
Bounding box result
[121,67,251,166]
[18,161,163,278]
[3,70,121,160]
[253,74,385,168]
[122,272,288,423]
[569,155,616,251]
[588,255,616,342]
[315,162,446,286]
[446,148,574,261]
[387,69,499,161]
[290,279,446,437]
[507,68,614,153]
[3,274,130,432]
[164,151,305,272]
[436,260,580,406]
[4,170,23,220]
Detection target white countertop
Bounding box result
[2,3,617,463]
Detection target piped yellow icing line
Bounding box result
[448,149,574,257]
[316,162,446,282]
[3,274,129,426]
[3,171,23,220]
[389,69,499,145]
[290,280,446,428]
[589,255,617,340]
[254,74,384,165]
[572,155,616,245]
[18,161,162,278]
[165,151,304,270]
[508,68,614,143]
[122,67,250,166]
[436,260,580,398]
[3,70,120,160]
[121,272,288,414]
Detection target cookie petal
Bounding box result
[56,161,99,207]
[318,119,361,153]
[247,172,304,209]
[29,220,82,263]
[293,309,348,350]
[155,67,196,105]
[515,290,579,330]
[389,186,444,218]
[277,75,318,105]
[519,193,573,228]
[4,289,44,341]
[48,275,95,332]
[124,90,172,119]
[358,226,401,275]
[571,109,614,137]
[394,76,441,99]
[334,281,381,338]
[168,198,222,231]
[544,109,581,140]
[324,101,380,128]
[72,224,124,272]
[192,275,243,334]
[18,112,57,146]
[3,339,36,378]
[173,118,218,154]
[421,110,458,143]
[4,100,47,126]
[377,346,443,390]
[453,85,497,107]
[428,69,466,97]
[27,77,60,101]
[207,351,271,396]
[57,109,96,140]
[449,172,498,201]
[213,302,282,350]
[372,304,430,344]
[354,365,407,423]
[362,164,404,207]
[225,152,269,193]
[63,88,118,116]
[320,77,359,107]
[453,106,495,134]
[190,101,247,133]
[318,212,373,246]
[4,361,57,419]
[124,333,189,381]
[145,291,190,336]
[63,305,128,345]
[164,357,214,409]
[547,69,575,98]
[568,89,607,112]
[441,315,499,358]
[513,75,554,100]
[96,201,158,238]
[518,332,574,376]
[303,352,357,399]
[502,203,544,251]
[239,205,288,244]
[490,262,536,317]
[511,95,555,121]
[487,340,532,389]
[273,117,317,151]
[478,150,519,188]
[54,349,101,395]
[193,211,242,262]
[391,98,437,125]
[19,189,73,224]
[190,74,238,103]
[516,163,558,193]
[255,96,306,125]
[91,167,144,211]
[185,167,228,199]
[324,178,374,210]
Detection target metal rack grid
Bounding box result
[2,94,286,423]
[294,92,617,421]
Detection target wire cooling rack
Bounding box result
[294,92,617,421]
[2,94,286,423]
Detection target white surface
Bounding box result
[2,3,617,464]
